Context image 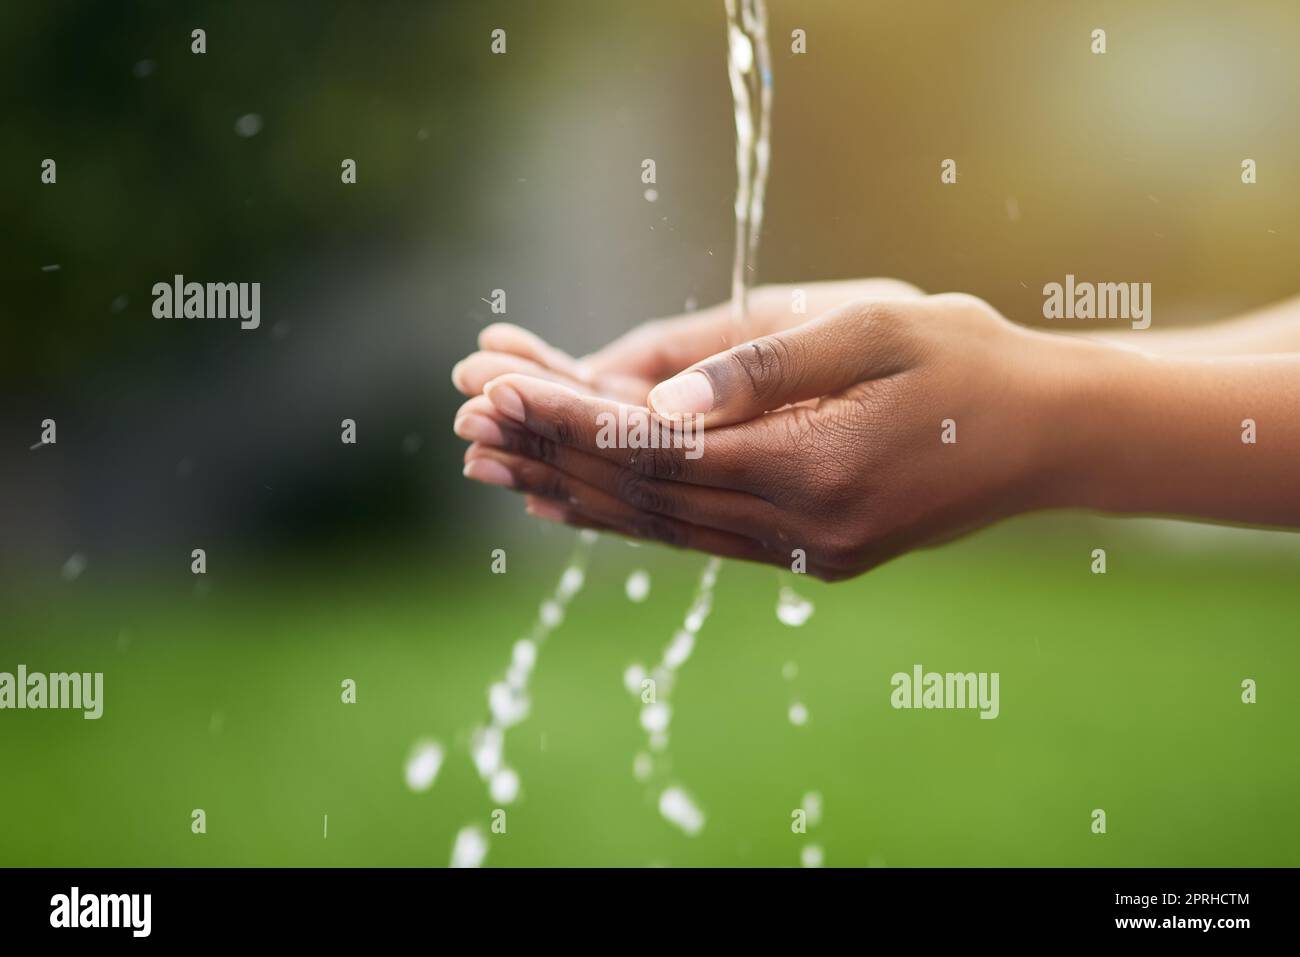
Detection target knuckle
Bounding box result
[728,334,800,403]
[550,412,580,449]
[847,298,904,332]
[520,464,569,501]
[616,471,672,515]
[511,429,561,466]
[632,443,683,481]
[818,526,868,571]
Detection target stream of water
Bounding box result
[428,0,823,866]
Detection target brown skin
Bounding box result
[451,280,1300,581]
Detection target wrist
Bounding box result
[1034,340,1300,525]
[1022,333,1158,513]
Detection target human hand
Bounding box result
[455,291,1093,579]
[450,278,925,408]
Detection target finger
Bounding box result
[478,323,589,381]
[476,322,651,401]
[646,298,924,427]
[460,450,788,566]
[453,394,509,446]
[481,373,757,491]
[458,400,787,536]
[452,350,590,397]
[465,442,781,540]
[582,280,925,381]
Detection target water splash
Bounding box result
[468,532,596,806]
[659,786,706,837]
[787,701,809,727]
[433,531,596,868]
[724,0,773,338]
[449,825,489,869]
[802,790,823,827]
[404,740,444,793]
[624,569,651,602]
[776,586,814,627]
[623,557,722,835]
[619,0,774,843]
[798,791,824,866]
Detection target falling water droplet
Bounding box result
[623,663,647,695]
[512,639,537,673]
[539,599,563,629]
[61,553,87,582]
[470,725,504,779]
[776,587,813,627]
[788,701,809,727]
[450,825,489,868]
[234,113,263,137]
[489,766,520,804]
[658,786,705,837]
[800,844,824,868]
[663,630,695,670]
[633,752,653,782]
[488,682,530,728]
[782,660,799,681]
[558,566,585,600]
[802,790,823,827]
[640,701,671,734]
[404,740,444,792]
[624,569,651,602]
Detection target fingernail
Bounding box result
[486,382,526,422]
[463,458,513,488]
[453,413,504,446]
[648,371,713,417]
[526,500,567,522]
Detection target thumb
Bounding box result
[646,300,914,426]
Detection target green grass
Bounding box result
[2,515,1297,866]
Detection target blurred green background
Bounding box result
[1,1,1298,866]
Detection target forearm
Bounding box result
[1088,294,1300,356]
[1042,342,1300,527]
